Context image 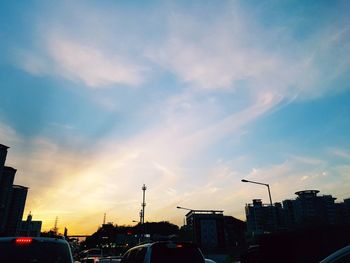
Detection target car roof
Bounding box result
[128,241,199,250]
[320,245,350,263]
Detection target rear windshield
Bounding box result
[150,244,204,263]
[0,240,72,263]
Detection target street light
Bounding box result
[177,206,196,242]
[176,206,193,211]
[241,179,273,206]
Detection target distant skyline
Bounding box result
[0,0,349,234]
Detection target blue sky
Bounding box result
[0,0,349,234]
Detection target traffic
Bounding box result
[0,236,217,263]
[1,235,349,262]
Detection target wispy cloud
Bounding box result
[47,35,146,87]
[328,148,350,160]
[147,2,350,101]
[16,35,146,88]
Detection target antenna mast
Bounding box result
[141,184,147,225]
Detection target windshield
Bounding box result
[0,241,73,263]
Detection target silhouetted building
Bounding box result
[0,166,16,234]
[284,190,338,228]
[343,198,350,223]
[5,185,28,236]
[223,216,246,249]
[334,200,350,225]
[0,143,37,237]
[185,210,225,249]
[245,190,350,237]
[18,212,42,237]
[245,199,296,237]
[0,144,9,174]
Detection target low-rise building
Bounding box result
[18,213,42,237]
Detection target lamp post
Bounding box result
[177,206,196,243]
[241,179,273,206]
[176,206,193,211]
[242,179,276,234]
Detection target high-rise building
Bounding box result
[0,143,35,237]
[245,199,281,237]
[0,144,9,174]
[5,185,28,236]
[245,190,350,237]
[288,190,337,226]
[0,166,16,234]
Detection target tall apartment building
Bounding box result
[0,166,16,233]
[0,144,9,174]
[245,199,285,237]
[0,143,30,236]
[283,190,338,227]
[245,190,350,237]
[0,144,11,234]
[5,185,28,236]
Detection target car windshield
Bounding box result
[150,244,204,263]
[0,241,72,263]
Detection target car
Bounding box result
[319,245,350,263]
[120,241,205,263]
[204,259,217,263]
[0,236,74,263]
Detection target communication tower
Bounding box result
[141,184,147,225]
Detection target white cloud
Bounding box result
[16,35,146,88]
[46,35,146,87]
[328,148,350,160]
[147,3,350,101]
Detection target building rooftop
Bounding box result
[3,166,17,172]
[185,209,224,217]
[295,190,320,196]
[0,144,9,148]
[12,185,29,190]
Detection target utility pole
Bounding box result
[103,213,106,225]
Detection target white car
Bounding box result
[319,245,350,263]
[120,241,205,263]
[0,236,74,263]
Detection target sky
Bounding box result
[0,0,349,235]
